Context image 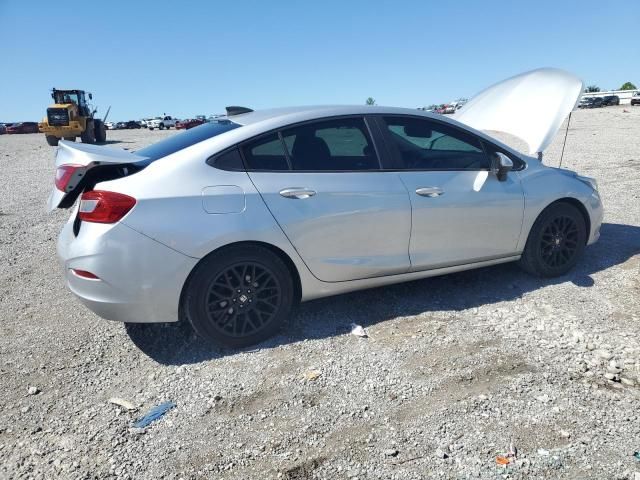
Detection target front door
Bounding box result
[244,116,412,282]
[377,115,525,270]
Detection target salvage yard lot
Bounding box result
[0,107,639,479]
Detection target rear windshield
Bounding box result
[136,120,240,161]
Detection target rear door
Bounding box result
[245,116,412,282]
[376,115,524,271]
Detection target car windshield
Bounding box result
[136,120,241,161]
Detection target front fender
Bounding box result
[517,167,603,251]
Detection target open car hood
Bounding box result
[454,68,584,155]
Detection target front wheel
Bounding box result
[183,245,294,348]
[519,202,586,277]
[45,135,59,146]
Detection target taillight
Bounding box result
[71,269,100,280]
[78,190,136,223]
[55,164,84,192]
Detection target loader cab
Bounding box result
[52,89,91,116]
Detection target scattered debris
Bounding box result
[27,386,40,396]
[633,451,640,461]
[350,323,368,338]
[537,448,550,456]
[133,402,176,428]
[383,448,399,457]
[302,370,322,381]
[435,448,449,459]
[109,397,137,411]
[496,441,517,466]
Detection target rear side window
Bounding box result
[383,116,489,170]
[135,120,240,162]
[242,133,289,171]
[208,148,244,171]
[282,117,379,171]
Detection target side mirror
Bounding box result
[491,152,513,181]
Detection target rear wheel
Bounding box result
[45,135,59,146]
[159,123,165,130]
[183,245,294,348]
[80,120,95,144]
[94,120,107,143]
[519,202,586,277]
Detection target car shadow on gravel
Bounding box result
[126,222,639,365]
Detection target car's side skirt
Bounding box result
[300,254,521,301]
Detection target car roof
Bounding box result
[194,104,527,159]
[224,105,440,126]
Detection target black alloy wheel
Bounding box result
[184,245,294,348]
[519,202,586,277]
[205,262,282,338]
[539,215,579,268]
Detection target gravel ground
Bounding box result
[1,107,639,480]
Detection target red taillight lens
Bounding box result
[71,269,100,279]
[55,164,84,192]
[78,190,136,224]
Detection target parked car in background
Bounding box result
[105,122,117,130]
[148,116,177,130]
[140,118,152,128]
[582,97,603,109]
[601,95,620,106]
[176,118,206,130]
[631,92,640,106]
[0,123,6,134]
[125,121,142,129]
[6,122,39,134]
[115,122,127,129]
[578,97,591,108]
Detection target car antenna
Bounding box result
[558,111,573,168]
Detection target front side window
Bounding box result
[282,117,379,171]
[383,116,489,170]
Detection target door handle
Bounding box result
[279,188,317,199]
[415,187,444,197]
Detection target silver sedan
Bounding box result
[50,102,602,347]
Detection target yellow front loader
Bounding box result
[39,88,109,146]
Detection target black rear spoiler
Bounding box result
[225,106,253,116]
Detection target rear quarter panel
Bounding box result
[96,141,316,291]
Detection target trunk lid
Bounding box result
[48,140,148,211]
[454,68,584,155]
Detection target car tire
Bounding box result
[159,123,165,130]
[94,120,107,143]
[183,245,294,348]
[46,135,59,146]
[519,202,586,278]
